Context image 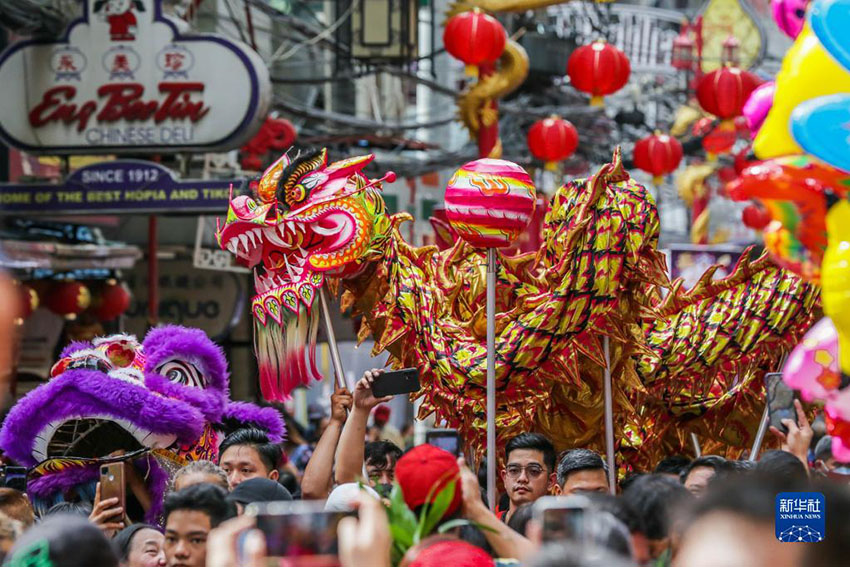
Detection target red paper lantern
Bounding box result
[527,116,579,170]
[632,132,683,184]
[45,281,91,320]
[567,40,631,106]
[92,281,131,322]
[15,282,38,324]
[742,204,771,230]
[696,66,761,120]
[443,9,506,77]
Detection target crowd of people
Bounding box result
[0,367,846,567]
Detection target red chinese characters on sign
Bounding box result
[28,82,211,132]
[112,54,130,73]
[164,53,184,72]
[58,56,78,72]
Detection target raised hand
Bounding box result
[331,387,353,423]
[338,493,391,567]
[353,369,392,412]
[89,482,124,537]
[769,399,814,468]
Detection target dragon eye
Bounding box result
[156,360,205,388]
[286,184,307,207]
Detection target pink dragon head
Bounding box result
[216,148,396,400]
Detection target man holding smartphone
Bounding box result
[335,369,399,494]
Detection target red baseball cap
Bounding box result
[407,539,494,567]
[374,405,391,420]
[395,445,463,519]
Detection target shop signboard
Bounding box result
[122,259,248,340]
[0,0,270,154]
[0,160,243,214]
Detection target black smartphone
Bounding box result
[766,372,797,435]
[426,429,460,456]
[245,501,353,563]
[534,495,591,543]
[0,467,27,492]
[370,368,421,398]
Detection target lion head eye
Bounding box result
[156,360,205,388]
[66,355,112,374]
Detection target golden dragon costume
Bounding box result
[217,148,817,468]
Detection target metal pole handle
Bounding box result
[319,286,347,391]
[603,336,616,494]
[486,249,497,510]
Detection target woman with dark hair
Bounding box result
[113,524,166,567]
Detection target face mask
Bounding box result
[375,483,393,498]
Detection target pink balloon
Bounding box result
[783,316,841,402]
[742,81,775,139]
[828,387,850,421]
[771,0,809,39]
[444,158,536,248]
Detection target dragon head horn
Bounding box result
[274,148,328,203]
[605,147,629,184]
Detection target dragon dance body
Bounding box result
[0,326,284,523]
[218,148,818,467]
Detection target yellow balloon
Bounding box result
[822,199,850,379]
[754,24,850,159]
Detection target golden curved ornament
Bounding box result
[457,39,529,138]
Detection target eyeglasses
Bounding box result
[505,464,546,479]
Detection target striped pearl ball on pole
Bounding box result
[444,158,537,248]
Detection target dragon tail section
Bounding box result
[637,251,818,459]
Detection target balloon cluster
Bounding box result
[730,0,850,458]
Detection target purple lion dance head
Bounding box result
[0,325,284,523]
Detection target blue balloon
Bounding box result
[791,94,850,173]
[811,0,850,72]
